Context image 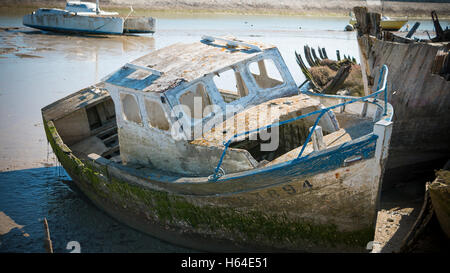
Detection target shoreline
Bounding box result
[1,1,450,19]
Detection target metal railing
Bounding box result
[208,65,389,181]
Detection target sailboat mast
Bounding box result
[96,0,99,14]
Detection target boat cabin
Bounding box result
[66,1,98,13]
[65,1,119,15]
[101,36,339,175]
[48,36,383,177]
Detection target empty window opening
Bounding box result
[179,83,213,119]
[86,106,102,130]
[213,69,249,103]
[248,59,284,89]
[120,93,142,125]
[145,99,170,131]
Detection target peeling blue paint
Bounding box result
[105,66,161,90]
[217,133,378,183]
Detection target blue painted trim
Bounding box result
[216,133,377,182]
[23,23,123,35]
[210,65,390,181]
[105,66,160,90]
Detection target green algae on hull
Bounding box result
[43,118,374,251]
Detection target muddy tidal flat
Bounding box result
[0,9,449,253]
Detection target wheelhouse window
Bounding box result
[179,83,213,120]
[248,58,284,89]
[213,68,249,103]
[145,99,170,131]
[120,93,142,125]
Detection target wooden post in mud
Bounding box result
[43,218,53,253]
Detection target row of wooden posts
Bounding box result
[295,45,358,92]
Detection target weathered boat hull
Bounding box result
[23,12,124,35]
[354,8,450,171]
[42,92,393,252]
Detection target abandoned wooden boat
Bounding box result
[23,1,155,35]
[42,36,394,252]
[294,45,363,97]
[353,7,450,172]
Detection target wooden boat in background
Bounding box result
[353,7,450,172]
[23,1,155,35]
[42,36,394,252]
[349,16,407,31]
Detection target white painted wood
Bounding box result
[23,9,124,34]
[310,125,326,151]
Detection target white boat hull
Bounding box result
[23,11,124,35]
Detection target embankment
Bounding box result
[3,0,450,18]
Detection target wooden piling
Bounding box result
[311,47,321,65]
[322,64,351,94]
[295,51,319,89]
[318,46,324,59]
[43,218,53,253]
[303,45,316,67]
[321,48,328,59]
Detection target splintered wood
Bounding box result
[432,48,450,80]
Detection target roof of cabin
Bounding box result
[104,36,275,93]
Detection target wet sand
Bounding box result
[372,160,450,253]
[0,211,24,236]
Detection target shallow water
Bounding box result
[0,166,194,252]
[0,9,448,253]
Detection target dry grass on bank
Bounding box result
[2,0,450,19]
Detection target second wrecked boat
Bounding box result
[42,36,394,252]
[353,7,450,172]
